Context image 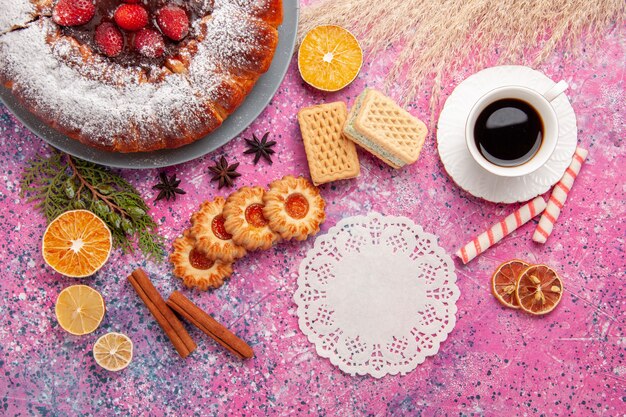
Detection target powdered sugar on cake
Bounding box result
[1,19,212,150]
[0,0,39,35]
[0,0,281,152]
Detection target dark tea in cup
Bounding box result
[473,99,543,167]
[465,81,567,177]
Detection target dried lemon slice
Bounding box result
[55,285,105,335]
[491,259,529,309]
[298,25,363,91]
[515,264,564,315]
[93,332,133,372]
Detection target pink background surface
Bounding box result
[0,6,625,417]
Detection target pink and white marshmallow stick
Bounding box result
[533,147,588,244]
[456,196,546,264]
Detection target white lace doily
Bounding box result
[294,213,460,378]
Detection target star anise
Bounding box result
[243,132,276,165]
[152,172,186,202]
[209,156,241,189]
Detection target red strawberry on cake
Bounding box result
[114,4,148,32]
[53,0,95,27]
[133,28,165,59]
[94,22,123,57]
[156,5,190,41]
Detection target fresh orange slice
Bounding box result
[55,285,105,335]
[42,210,112,278]
[298,25,363,91]
[491,259,530,309]
[93,332,133,371]
[515,264,564,315]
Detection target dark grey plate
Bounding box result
[0,2,299,169]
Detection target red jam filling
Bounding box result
[245,203,268,228]
[189,248,214,270]
[211,215,232,241]
[285,193,309,219]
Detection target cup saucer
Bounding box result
[437,65,577,204]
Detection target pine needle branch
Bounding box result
[20,151,166,262]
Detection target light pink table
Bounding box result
[0,11,624,417]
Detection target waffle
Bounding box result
[297,102,360,185]
[343,89,427,168]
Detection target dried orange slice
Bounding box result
[93,332,133,371]
[55,285,105,335]
[491,259,529,309]
[42,210,112,278]
[515,264,564,315]
[298,25,363,91]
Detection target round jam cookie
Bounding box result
[222,186,280,251]
[189,197,247,263]
[170,231,233,290]
[263,175,326,241]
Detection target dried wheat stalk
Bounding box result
[299,0,625,109]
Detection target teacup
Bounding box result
[465,80,568,177]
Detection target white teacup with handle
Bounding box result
[465,80,569,177]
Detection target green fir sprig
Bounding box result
[20,151,165,261]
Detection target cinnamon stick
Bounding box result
[128,269,196,358]
[166,291,254,359]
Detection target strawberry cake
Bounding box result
[0,0,283,152]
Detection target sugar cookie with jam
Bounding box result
[263,175,326,241]
[222,186,280,251]
[190,197,247,263]
[170,230,234,290]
